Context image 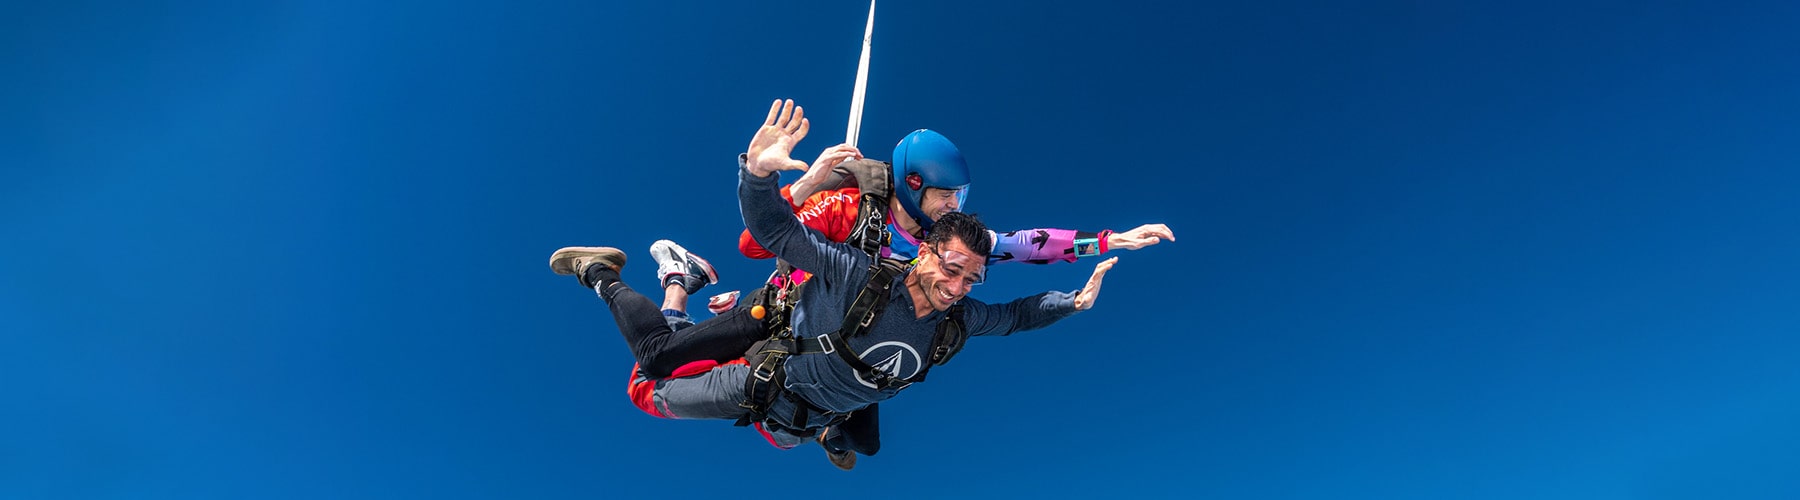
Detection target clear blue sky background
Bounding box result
[5,1,1798,498]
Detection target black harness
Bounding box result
[733,159,970,431]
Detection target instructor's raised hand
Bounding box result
[789,143,864,204]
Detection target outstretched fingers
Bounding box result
[788,107,809,142]
[749,99,813,176]
[1144,223,1175,242]
[1073,257,1119,310]
[764,99,783,127]
[764,99,810,142]
[1114,223,1176,249]
[1137,224,1180,242]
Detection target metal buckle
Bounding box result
[753,356,781,382]
[815,334,835,354]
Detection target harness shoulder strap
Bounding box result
[752,159,893,339]
[807,258,974,387]
[837,159,893,256]
[811,258,909,389]
[911,304,966,384]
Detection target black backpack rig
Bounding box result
[733,158,971,430]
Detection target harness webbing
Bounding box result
[734,159,971,430]
[815,258,909,390]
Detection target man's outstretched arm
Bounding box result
[962,257,1120,336]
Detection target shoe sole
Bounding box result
[687,251,720,285]
[828,451,856,470]
[816,433,856,470]
[651,240,719,285]
[548,247,626,275]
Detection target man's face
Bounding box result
[919,187,965,222]
[916,238,986,311]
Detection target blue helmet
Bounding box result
[890,129,970,231]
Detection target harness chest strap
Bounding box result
[796,258,968,385]
[731,259,904,428]
[736,159,967,430]
[792,301,963,386]
[733,259,971,428]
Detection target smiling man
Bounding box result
[546,99,1117,455]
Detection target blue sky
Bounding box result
[4,0,1798,498]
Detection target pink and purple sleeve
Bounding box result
[987,228,1113,265]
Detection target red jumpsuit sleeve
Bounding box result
[810,188,860,244]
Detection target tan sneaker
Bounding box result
[817,432,857,471]
[548,247,627,283]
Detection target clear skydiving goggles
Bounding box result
[928,245,986,287]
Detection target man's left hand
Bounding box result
[1073,257,1118,311]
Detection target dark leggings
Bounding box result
[592,267,767,380]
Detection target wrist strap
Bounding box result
[1074,231,1104,258]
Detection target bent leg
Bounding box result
[591,266,687,370]
[591,264,766,379]
[639,307,765,377]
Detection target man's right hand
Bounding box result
[746,99,812,178]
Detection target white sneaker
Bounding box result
[650,240,719,294]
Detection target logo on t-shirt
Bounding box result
[854,341,922,389]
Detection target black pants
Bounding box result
[597,277,767,380]
[595,267,884,453]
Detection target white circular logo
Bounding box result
[853,341,923,389]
